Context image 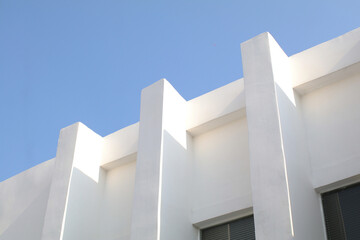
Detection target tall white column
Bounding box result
[241,33,325,239]
[41,122,103,240]
[130,79,197,240]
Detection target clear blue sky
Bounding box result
[0,0,359,181]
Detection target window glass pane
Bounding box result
[201,215,255,240]
[338,184,360,239]
[230,215,255,240]
[322,192,346,240]
[322,183,360,240]
[201,224,229,240]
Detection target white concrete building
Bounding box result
[1,27,360,240]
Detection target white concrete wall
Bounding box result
[99,160,136,240]
[191,118,252,227]
[187,79,246,136]
[270,35,326,240]
[101,123,139,169]
[1,27,360,240]
[159,81,198,240]
[62,168,106,240]
[302,72,360,190]
[242,32,326,240]
[131,79,198,240]
[291,27,360,89]
[58,123,104,240]
[0,159,54,240]
[41,122,104,240]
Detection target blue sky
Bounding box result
[0,0,359,181]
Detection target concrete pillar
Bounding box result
[130,79,197,240]
[41,122,103,240]
[241,33,325,239]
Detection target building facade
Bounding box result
[1,28,360,240]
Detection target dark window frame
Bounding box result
[322,182,360,240]
[201,215,255,240]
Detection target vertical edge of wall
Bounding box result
[267,35,326,240]
[241,32,294,240]
[41,122,104,240]
[241,33,326,239]
[160,80,197,239]
[130,79,197,240]
[130,80,165,240]
[41,122,80,240]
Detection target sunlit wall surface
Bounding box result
[1,27,360,240]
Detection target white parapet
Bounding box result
[41,122,104,240]
[241,32,326,240]
[1,27,360,240]
[130,79,197,240]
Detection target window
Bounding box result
[322,183,360,240]
[201,215,255,240]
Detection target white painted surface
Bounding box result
[160,81,198,240]
[187,79,246,136]
[0,159,54,240]
[101,122,139,169]
[61,123,104,240]
[242,32,294,240]
[1,27,360,240]
[41,123,81,240]
[270,35,325,240]
[191,118,251,225]
[291,27,360,88]
[130,80,165,240]
[302,73,360,190]
[41,122,104,240]
[131,79,197,240]
[242,32,325,240]
[99,160,136,240]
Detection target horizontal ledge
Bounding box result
[314,174,360,194]
[187,79,245,130]
[187,108,246,136]
[192,194,252,229]
[193,206,253,229]
[101,152,137,170]
[294,61,360,95]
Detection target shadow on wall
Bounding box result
[160,130,198,239]
[330,40,360,74]
[61,167,106,240]
[0,188,50,240]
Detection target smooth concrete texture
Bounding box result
[242,32,295,240]
[99,161,136,240]
[61,123,104,240]
[242,32,325,240]
[41,123,81,240]
[101,122,139,170]
[130,80,165,240]
[291,27,360,88]
[302,72,360,190]
[268,35,325,240]
[42,122,104,240]
[187,79,246,136]
[191,118,251,226]
[1,27,360,240]
[0,159,54,240]
[159,81,198,240]
[131,79,197,240]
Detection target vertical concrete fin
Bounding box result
[130,79,197,240]
[241,33,294,240]
[41,122,104,240]
[41,123,80,240]
[130,79,166,240]
[242,33,326,240]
